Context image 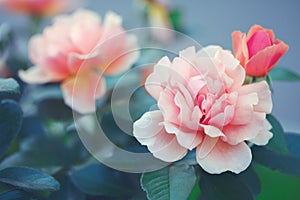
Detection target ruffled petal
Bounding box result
[145,56,172,100]
[18,66,63,84]
[196,139,252,174]
[164,122,203,150]
[238,81,272,113]
[133,111,187,162]
[249,119,273,145]
[61,71,106,114]
[133,110,165,139]
[222,112,266,145]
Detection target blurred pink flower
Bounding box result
[232,24,288,77]
[19,9,139,113]
[0,0,70,17]
[133,46,273,174]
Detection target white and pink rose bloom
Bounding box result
[19,9,139,113]
[133,45,273,174]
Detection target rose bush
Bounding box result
[232,24,288,77]
[19,9,139,113]
[134,45,273,174]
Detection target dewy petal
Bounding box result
[61,71,106,114]
[133,110,165,139]
[197,140,252,174]
[18,66,64,84]
[238,81,272,113]
[245,41,289,77]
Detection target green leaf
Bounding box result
[266,115,288,153]
[252,146,300,177]
[0,190,33,200]
[69,163,133,197]
[0,167,60,191]
[254,164,300,200]
[0,137,70,174]
[0,99,22,158]
[169,9,182,31]
[0,78,20,100]
[269,67,300,81]
[285,132,300,156]
[199,166,259,200]
[141,164,196,200]
[48,175,85,200]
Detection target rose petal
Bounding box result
[249,119,273,145]
[245,41,289,76]
[232,31,248,67]
[238,81,272,113]
[230,92,258,125]
[61,71,105,113]
[247,24,275,42]
[136,127,187,162]
[133,110,165,139]
[201,125,224,138]
[196,139,252,174]
[145,56,171,100]
[164,122,203,150]
[247,31,273,58]
[223,112,266,145]
[18,66,63,84]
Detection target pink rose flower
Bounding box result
[133,46,273,174]
[19,9,139,113]
[232,24,288,77]
[1,0,69,17]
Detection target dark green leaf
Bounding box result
[69,163,133,197]
[269,67,300,81]
[0,99,22,158]
[48,175,85,200]
[285,132,300,156]
[0,167,59,191]
[0,190,33,200]
[266,115,288,153]
[0,23,13,52]
[252,146,300,177]
[254,163,300,200]
[141,164,196,200]
[0,137,70,174]
[199,167,257,200]
[0,78,20,100]
[265,74,273,92]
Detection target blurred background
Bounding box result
[0,0,299,133]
